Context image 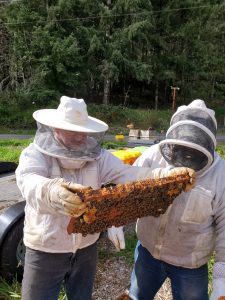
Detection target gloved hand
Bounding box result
[167,167,195,191]
[167,166,195,178]
[210,278,225,300]
[152,167,195,192]
[48,179,90,217]
[108,226,125,251]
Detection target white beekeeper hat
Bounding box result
[33,96,109,133]
[170,99,217,130]
[159,99,217,172]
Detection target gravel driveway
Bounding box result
[93,226,172,300]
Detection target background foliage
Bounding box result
[1,0,225,113]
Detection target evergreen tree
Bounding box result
[1,0,225,108]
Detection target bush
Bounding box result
[88,104,171,133]
[0,91,172,132]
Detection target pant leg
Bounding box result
[166,262,209,300]
[64,242,98,300]
[129,242,167,300]
[22,247,71,300]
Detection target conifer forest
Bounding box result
[1,0,225,110]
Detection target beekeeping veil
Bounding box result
[159,99,217,172]
[32,96,108,163]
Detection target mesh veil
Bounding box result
[34,123,104,160]
[159,105,216,172]
[171,108,217,135]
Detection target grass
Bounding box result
[0,102,225,135]
[98,232,137,266]
[208,255,215,295]
[0,139,33,163]
[0,232,136,300]
[112,233,137,265]
[0,278,21,299]
[0,139,127,164]
[0,234,216,299]
[0,126,36,135]
[1,138,225,164]
[0,103,173,134]
[215,145,225,157]
[0,277,67,300]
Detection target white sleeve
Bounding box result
[16,144,59,214]
[99,148,162,185]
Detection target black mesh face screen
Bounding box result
[171,108,217,136]
[160,144,210,171]
[166,124,215,157]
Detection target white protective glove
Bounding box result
[152,166,196,192]
[48,179,90,217]
[210,262,225,300]
[108,226,125,251]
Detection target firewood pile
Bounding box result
[67,172,194,236]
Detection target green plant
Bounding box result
[113,233,137,265]
[0,101,172,133]
[208,255,215,295]
[0,278,21,299]
[101,141,127,149]
[216,146,225,159]
[98,232,137,265]
[0,139,32,163]
[0,139,128,163]
[0,277,67,300]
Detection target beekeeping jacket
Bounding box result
[16,142,156,254]
[134,144,225,268]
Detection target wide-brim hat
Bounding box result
[33,96,109,133]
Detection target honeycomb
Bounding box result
[116,294,133,300]
[67,173,193,236]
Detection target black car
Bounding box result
[0,162,25,282]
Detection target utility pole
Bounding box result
[170,86,180,112]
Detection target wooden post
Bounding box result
[170,86,180,112]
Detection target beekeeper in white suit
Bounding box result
[127,99,225,300]
[16,96,192,300]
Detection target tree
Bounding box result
[150,0,225,107]
[1,0,225,108]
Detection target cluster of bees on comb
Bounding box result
[67,173,193,236]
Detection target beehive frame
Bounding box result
[67,173,193,236]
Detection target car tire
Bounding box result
[0,217,25,282]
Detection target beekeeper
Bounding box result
[127,99,225,300]
[16,96,191,300]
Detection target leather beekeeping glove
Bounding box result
[167,167,195,192]
[48,179,90,217]
[108,226,125,251]
[210,262,225,300]
[152,166,195,192]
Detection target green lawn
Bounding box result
[0,139,32,163]
[0,139,128,164]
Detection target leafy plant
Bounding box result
[0,277,67,300]
[0,278,21,300]
[216,146,225,159]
